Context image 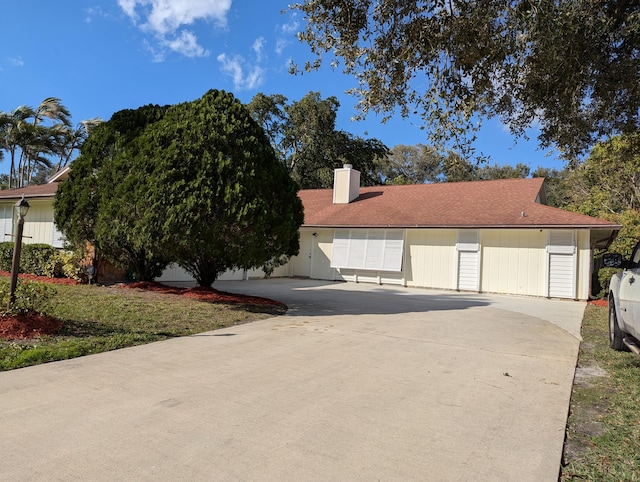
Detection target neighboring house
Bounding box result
[0,165,621,299]
[0,167,69,248]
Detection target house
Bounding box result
[0,165,620,299]
[284,165,620,300]
[0,167,69,248]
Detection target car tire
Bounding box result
[609,296,629,351]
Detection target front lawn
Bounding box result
[0,283,285,371]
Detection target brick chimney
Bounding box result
[333,164,360,204]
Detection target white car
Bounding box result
[606,248,640,354]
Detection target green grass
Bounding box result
[561,305,640,481]
[0,283,285,371]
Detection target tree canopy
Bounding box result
[373,143,535,184]
[248,91,388,188]
[556,133,640,258]
[292,1,640,160]
[55,90,304,286]
[55,104,172,280]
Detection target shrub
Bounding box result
[0,242,84,282]
[21,244,57,276]
[0,279,56,316]
[0,242,14,272]
[43,250,85,282]
[597,267,621,299]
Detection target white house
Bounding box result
[284,165,619,300]
[0,165,620,299]
[0,168,68,249]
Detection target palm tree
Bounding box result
[52,117,103,173]
[0,105,35,188]
[0,98,93,188]
[20,98,72,186]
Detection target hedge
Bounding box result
[0,242,83,281]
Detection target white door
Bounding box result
[548,230,575,299]
[292,231,312,277]
[548,254,575,298]
[458,250,479,291]
[457,230,480,291]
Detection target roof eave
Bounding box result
[302,223,622,230]
[0,193,56,201]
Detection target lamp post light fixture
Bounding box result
[8,195,30,308]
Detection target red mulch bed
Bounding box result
[0,270,80,285]
[0,271,77,340]
[124,281,286,308]
[0,312,62,340]
[0,274,283,340]
[588,299,608,307]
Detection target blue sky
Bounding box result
[0,0,563,175]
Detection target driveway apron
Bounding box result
[0,279,583,481]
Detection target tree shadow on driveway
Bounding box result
[215,278,489,317]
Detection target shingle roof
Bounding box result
[0,183,59,200]
[299,178,620,229]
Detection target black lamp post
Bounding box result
[8,195,30,308]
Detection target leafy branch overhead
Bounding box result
[291,0,640,160]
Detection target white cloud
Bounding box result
[275,38,288,55]
[8,56,24,67]
[280,14,299,35]
[117,0,230,59]
[275,14,299,55]
[118,0,138,19]
[164,30,210,58]
[85,6,115,24]
[252,37,265,62]
[217,53,265,90]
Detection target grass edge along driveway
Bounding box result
[561,304,640,480]
[0,283,285,371]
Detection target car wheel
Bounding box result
[609,296,629,351]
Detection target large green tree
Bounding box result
[248,91,388,188]
[55,104,171,280]
[375,143,534,184]
[374,144,443,184]
[56,90,303,286]
[563,133,640,256]
[141,90,304,286]
[292,1,640,160]
[566,133,640,216]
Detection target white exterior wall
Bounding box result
[481,229,548,297]
[0,200,57,246]
[295,227,591,300]
[311,229,338,280]
[405,229,457,290]
[576,229,592,300]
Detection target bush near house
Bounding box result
[0,242,83,282]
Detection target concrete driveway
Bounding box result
[0,279,584,481]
